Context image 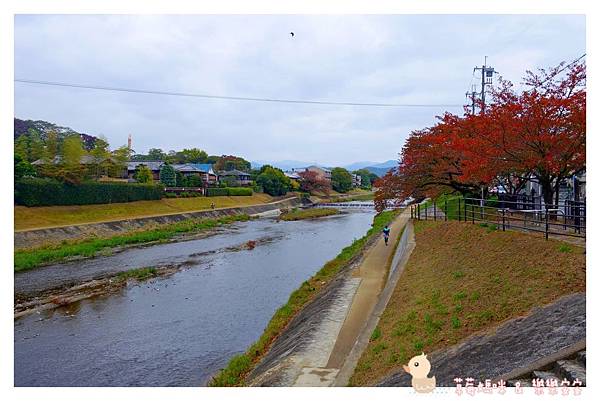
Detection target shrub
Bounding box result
[206,187,229,197]
[15,177,164,206]
[227,187,252,196]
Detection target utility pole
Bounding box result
[465,84,478,114]
[473,56,497,113]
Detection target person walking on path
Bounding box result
[382,225,391,246]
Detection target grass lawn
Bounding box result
[349,220,585,386]
[14,193,274,231]
[280,208,339,221]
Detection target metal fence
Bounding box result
[410,197,586,240]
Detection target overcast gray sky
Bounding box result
[14,14,585,166]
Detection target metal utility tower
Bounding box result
[473,56,497,113]
[465,84,478,115]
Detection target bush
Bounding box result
[206,187,229,197]
[205,187,252,196]
[227,187,252,196]
[15,177,164,206]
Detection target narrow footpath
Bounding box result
[247,208,412,386]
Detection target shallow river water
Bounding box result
[14,211,374,386]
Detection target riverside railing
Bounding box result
[410,197,586,240]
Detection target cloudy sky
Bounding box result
[14,14,585,166]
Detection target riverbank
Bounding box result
[15,214,252,272]
[279,208,339,221]
[15,210,375,386]
[209,209,401,386]
[349,220,586,386]
[15,193,275,231]
[15,195,307,250]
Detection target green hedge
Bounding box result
[206,187,252,197]
[227,187,252,196]
[206,187,229,197]
[15,178,165,206]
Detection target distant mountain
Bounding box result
[14,118,98,150]
[370,160,397,169]
[251,160,318,171]
[251,159,398,175]
[365,166,394,177]
[344,161,380,171]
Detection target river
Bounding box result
[14,210,374,386]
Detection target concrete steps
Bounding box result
[507,349,586,387]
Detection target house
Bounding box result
[291,165,332,182]
[284,171,301,181]
[126,161,164,181]
[217,169,252,186]
[352,174,362,188]
[126,161,218,185]
[32,155,126,177]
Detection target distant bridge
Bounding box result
[315,202,375,208]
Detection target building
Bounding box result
[32,155,126,177]
[352,174,362,188]
[217,169,253,186]
[291,165,332,182]
[126,161,218,185]
[284,171,301,181]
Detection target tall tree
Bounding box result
[298,170,330,194]
[159,163,177,187]
[256,166,291,196]
[134,165,153,183]
[89,135,111,179]
[61,134,86,183]
[331,167,353,193]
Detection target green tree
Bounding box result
[148,148,167,160]
[331,167,353,193]
[353,168,378,189]
[90,135,111,179]
[214,155,251,172]
[14,154,36,181]
[111,145,131,178]
[159,163,177,187]
[61,134,86,183]
[180,148,208,163]
[256,166,291,196]
[134,165,153,183]
[14,129,45,163]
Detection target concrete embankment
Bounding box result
[246,210,412,386]
[14,196,308,249]
[377,292,586,387]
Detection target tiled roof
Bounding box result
[218,169,251,176]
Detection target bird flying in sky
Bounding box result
[290,32,294,37]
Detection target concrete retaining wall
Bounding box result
[15,196,308,249]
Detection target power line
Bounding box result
[14,78,463,108]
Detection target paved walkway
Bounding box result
[289,209,411,386]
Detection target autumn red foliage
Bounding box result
[375,59,585,212]
[298,170,331,194]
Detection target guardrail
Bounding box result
[410,197,585,240]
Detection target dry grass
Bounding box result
[14,193,274,230]
[349,220,585,386]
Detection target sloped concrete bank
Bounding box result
[377,292,586,387]
[14,196,308,249]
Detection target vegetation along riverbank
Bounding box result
[209,209,401,386]
[279,207,340,221]
[15,193,275,231]
[14,214,252,272]
[349,220,585,386]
